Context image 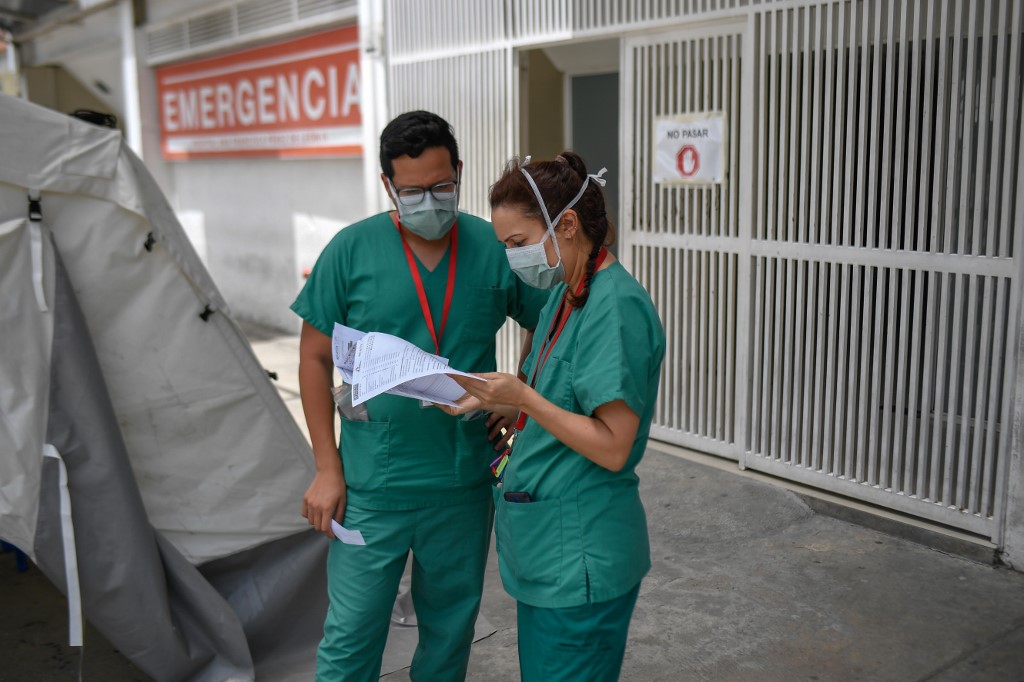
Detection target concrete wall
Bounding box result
[171,157,366,332]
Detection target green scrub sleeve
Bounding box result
[572,291,655,418]
[290,234,348,337]
[505,267,549,330]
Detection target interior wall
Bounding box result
[171,157,366,333]
[24,66,118,125]
[523,50,564,159]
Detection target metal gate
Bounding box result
[622,1,1024,538]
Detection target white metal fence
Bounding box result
[384,0,1024,539]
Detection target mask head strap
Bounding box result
[518,166,609,255]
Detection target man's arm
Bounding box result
[298,321,346,538]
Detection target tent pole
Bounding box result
[119,0,143,156]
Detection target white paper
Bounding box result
[332,323,365,383]
[330,520,367,545]
[332,324,484,407]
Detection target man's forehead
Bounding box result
[390,147,456,184]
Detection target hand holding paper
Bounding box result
[333,323,485,407]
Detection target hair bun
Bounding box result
[558,150,588,180]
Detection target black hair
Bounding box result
[379,110,460,179]
[490,150,615,308]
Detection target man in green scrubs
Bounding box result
[291,111,546,681]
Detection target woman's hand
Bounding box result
[434,391,484,417]
[449,372,529,409]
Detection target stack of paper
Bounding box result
[331,323,483,407]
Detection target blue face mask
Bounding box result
[390,179,460,241]
[504,165,607,289]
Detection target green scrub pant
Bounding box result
[516,583,641,682]
[315,496,493,682]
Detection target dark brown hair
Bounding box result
[489,151,615,308]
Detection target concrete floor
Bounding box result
[4,321,1024,681]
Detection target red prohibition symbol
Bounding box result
[677,144,700,177]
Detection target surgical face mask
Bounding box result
[390,178,460,240]
[504,164,607,289]
[505,230,565,290]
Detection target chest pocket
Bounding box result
[532,355,574,411]
[461,286,509,342]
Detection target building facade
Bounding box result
[6,0,1024,566]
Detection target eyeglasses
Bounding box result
[391,179,460,206]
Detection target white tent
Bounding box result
[0,93,328,680]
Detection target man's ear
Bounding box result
[380,173,396,204]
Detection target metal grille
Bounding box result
[383,0,1023,537]
[386,0,506,58]
[742,0,1023,533]
[623,23,745,460]
[144,0,357,65]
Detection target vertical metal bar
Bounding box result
[620,39,636,274]
[766,10,779,242]
[717,250,727,441]
[783,251,802,464]
[942,0,971,506]
[990,0,1013,261]
[674,247,684,431]
[784,7,799,246]
[768,255,784,459]
[925,0,956,502]
[711,35,721,238]
[756,12,768,244]
[780,10,798,460]
[798,5,813,247]
[689,248,699,433]
[699,249,709,437]
[910,0,939,496]
[890,0,915,490]
[989,0,1023,543]
[969,275,995,513]
[815,0,838,469]
[851,0,872,481]
[731,34,741,241]
[850,255,869,485]
[750,254,765,455]
[735,12,756,464]
[778,17,798,461]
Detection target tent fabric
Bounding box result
[0,93,328,678]
[36,244,254,679]
[0,93,314,565]
[0,216,53,558]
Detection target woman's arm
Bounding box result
[450,373,640,472]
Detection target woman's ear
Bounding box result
[560,210,580,240]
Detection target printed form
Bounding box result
[332,323,483,407]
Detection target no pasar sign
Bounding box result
[653,113,725,185]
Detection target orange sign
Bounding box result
[156,25,361,159]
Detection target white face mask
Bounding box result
[504,165,607,290]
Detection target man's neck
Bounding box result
[393,211,452,272]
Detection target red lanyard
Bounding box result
[393,215,458,355]
[515,247,608,431]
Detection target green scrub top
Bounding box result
[291,211,548,510]
[494,261,666,608]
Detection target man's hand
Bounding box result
[486,412,514,451]
[302,468,346,539]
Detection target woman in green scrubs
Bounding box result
[448,151,666,681]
